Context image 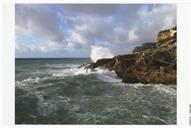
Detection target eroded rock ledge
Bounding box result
[81,26,177,84]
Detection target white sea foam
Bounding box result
[16,77,41,86]
[16,77,49,87]
[114,82,176,96]
[96,70,122,83]
[153,84,176,96]
[46,63,80,69]
[16,63,176,96]
[16,66,120,86]
[52,67,90,77]
[51,65,122,83]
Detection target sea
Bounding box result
[15,58,176,124]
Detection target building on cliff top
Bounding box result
[157,26,177,46]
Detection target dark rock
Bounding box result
[84,58,114,69]
[80,27,176,85]
[133,48,176,84]
[133,42,156,53]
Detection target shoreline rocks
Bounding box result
[81,26,177,85]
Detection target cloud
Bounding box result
[15,4,64,43]
[15,4,176,58]
[57,4,120,16]
[64,4,176,49]
[128,28,139,42]
[135,4,177,42]
[65,15,141,50]
[16,39,63,54]
[66,16,116,48]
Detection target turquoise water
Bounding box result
[15,58,176,124]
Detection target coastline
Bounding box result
[82,26,177,85]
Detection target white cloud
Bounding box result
[67,30,88,48]
[128,28,139,42]
[15,4,176,58]
[65,15,137,49]
[138,4,176,30]
[38,41,64,53]
[15,4,64,43]
[16,43,29,53]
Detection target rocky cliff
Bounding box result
[82,26,177,84]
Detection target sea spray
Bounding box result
[90,45,114,62]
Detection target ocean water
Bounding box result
[15,58,176,124]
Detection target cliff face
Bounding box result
[82,26,177,84]
[157,26,177,44]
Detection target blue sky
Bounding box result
[15,4,176,58]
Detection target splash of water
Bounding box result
[90,45,114,62]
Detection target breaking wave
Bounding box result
[15,59,176,124]
[16,64,122,87]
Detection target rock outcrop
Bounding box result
[133,42,156,53]
[82,26,177,85]
[157,26,177,43]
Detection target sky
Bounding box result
[15,4,176,58]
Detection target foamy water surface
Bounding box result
[15,58,176,124]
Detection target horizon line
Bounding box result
[15,57,90,59]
